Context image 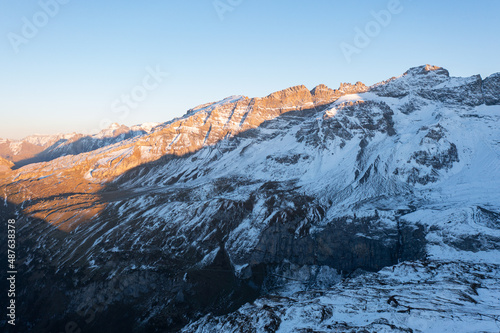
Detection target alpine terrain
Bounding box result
[1,65,500,332]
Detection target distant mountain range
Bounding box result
[0,122,159,167]
[1,65,499,332]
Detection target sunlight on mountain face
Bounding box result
[2,65,500,332]
[1,81,368,231]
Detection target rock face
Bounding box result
[310,82,368,105]
[184,261,500,333]
[0,156,14,173]
[483,72,500,105]
[1,65,500,332]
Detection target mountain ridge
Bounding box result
[2,64,499,230]
[1,64,500,332]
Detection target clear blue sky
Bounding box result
[1,0,499,139]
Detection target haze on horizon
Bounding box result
[1,0,499,140]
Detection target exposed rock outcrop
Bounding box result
[0,156,14,173]
[483,72,500,105]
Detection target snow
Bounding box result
[333,91,380,105]
[130,122,160,133]
[21,132,78,146]
[185,261,500,333]
[9,141,23,155]
[186,95,245,117]
[7,66,500,332]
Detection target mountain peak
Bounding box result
[185,95,246,117]
[404,64,450,77]
[309,82,368,107]
[338,81,368,93]
[4,64,500,333]
[310,83,330,93]
[108,122,122,130]
[265,85,310,100]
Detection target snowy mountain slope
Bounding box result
[184,261,500,333]
[106,74,500,273]
[0,82,368,232]
[1,65,500,332]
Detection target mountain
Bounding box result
[0,122,159,168]
[1,65,499,332]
